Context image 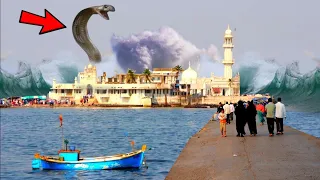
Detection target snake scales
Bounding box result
[72,5,115,63]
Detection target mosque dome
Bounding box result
[181,62,198,84]
[88,64,93,68]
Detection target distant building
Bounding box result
[48,25,240,105]
[179,25,240,97]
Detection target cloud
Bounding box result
[111,26,220,72]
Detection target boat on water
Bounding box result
[32,144,147,170]
[32,114,147,170]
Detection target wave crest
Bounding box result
[0,62,50,97]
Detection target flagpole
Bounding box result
[59,114,64,150]
[124,132,135,151]
[61,126,64,150]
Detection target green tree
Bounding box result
[228,78,233,102]
[228,78,233,95]
[173,65,183,78]
[142,68,152,83]
[173,65,184,105]
[126,69,137,84]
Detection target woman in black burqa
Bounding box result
[235,100,246,137]
[247,101,257,136]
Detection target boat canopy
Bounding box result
[6,96,21,99]
[21,95,47,100]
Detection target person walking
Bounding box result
[218,109,227,137]
[275,97,286,135]
[247,101,257,136]
[229,103,235,121]
[217,102,224,113]
[235,100,246,137]
[256,102,265,125]
[265,98,276,136]
[223,102,231,124]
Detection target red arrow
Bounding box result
[19,9,66,35]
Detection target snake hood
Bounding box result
[93,5,115,20]
[72,5,115,63]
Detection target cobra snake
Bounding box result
[72,5,115,63]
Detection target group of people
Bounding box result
[215,97,287,137]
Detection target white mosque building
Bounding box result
[179,25,240,97]
[48,25,240,106]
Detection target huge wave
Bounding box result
[1,27,319,112]
[0,62,51,97]
[234,56,320,112]
[259,63,320,112]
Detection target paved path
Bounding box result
[166,120,320,180]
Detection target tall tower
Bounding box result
[222,25,234,80]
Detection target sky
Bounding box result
[1,0,319,73]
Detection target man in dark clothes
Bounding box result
[217,102,224,113]
[235,100,246,137]
[247,101,257,136]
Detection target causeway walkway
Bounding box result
[166,120,320,180]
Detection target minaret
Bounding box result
[222,25,234,79]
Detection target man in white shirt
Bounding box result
[229,103,235,121]
[223,102,231,124]
[275,97,286,135]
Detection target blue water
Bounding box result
[0,108,212,180]
[285,111,320,137]
[0,108,319,180]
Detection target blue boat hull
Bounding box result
[34,152,145,170]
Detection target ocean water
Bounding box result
[0,108,212,180]
[285,111,320,137]
[1,108,319,180]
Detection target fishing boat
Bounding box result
[32,114,147,170]
[32,144,147,170]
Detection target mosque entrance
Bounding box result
[87,84,93,95]
[222,89,225,96]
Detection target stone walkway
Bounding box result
[166,120,320,180]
